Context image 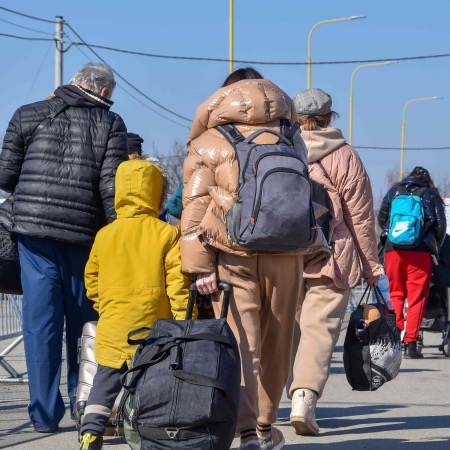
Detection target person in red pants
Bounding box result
[378,167,446,358]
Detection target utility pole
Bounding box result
[54,16,63,89]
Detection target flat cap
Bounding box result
[293,88,332,116]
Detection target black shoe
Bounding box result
[80,433,103,450]
[404,341,423,359]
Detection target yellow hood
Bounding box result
[115,160,162,219]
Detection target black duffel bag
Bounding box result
[118,282,240,450]
[344,285,401,391]
[0,195,22,295]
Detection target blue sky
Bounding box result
[0,0,449,198]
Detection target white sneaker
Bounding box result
[257,427,285,450]
[290,388,319,436]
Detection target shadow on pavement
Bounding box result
[283,438,450,449]
[318,413,450,436]
[277,405,405,423]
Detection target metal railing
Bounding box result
[0,294,28,382]
[0,293,23,339]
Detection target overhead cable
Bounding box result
[2,6,450,66]
[72,42,450,66]
[0,6,54,24]
[355,146,450,151]
[66,33,189,129]
[0,32,53,41]
[64,22,192,123]
[0,17,54,35]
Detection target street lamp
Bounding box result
[349,61,397,145]
[307,15,366,89]
[229,0,234,74]
[400,96,443,179]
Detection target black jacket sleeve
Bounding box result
[378,186,397,230]
[430,188,447,250]
[0,108,25,193]
[99,113,128,223]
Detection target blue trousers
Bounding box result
[18,235,98,430]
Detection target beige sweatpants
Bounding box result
[287,276,350,398]
[213,251,304,433]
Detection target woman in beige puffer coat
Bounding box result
[181,69,327,450]
[287,88,384,437]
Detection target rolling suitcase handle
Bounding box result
[186,281,232,320]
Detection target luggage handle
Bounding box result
[186,281,232,320]
[127,326,154,346]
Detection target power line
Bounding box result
[2,6,450,66]
[66,33,189,129]
[355,146,450,151]
[0,32,53,41]
[0,17,54,35]
[64,22,192,123]
[24,42,53,103]
[117,84,190,129]
[0,6,54,24]
[72,41,450,66]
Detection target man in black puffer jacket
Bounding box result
[0,62,128,432]
[378,166,446,359]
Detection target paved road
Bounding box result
[1,313,449,449]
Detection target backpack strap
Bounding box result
[396,185,408,196]
[216,124,245,148]
[29,101,69,144]
[415,186,428,198]
[397,184,427,197]
[280,119,300,141]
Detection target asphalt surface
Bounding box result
[1,312,449,450]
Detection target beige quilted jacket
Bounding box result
[303,127,384,289]
[180,79,329,274]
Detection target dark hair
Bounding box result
[221,67,263,87]
[408,166,435,188]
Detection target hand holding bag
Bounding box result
[343,285,402,391]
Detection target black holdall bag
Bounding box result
[343,285,402,391]
[117,282,240,450]
[0,101,69,295]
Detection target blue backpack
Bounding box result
[388,185,427,247]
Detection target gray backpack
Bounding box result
[216,121,317,251]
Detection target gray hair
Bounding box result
[69,62,116,94]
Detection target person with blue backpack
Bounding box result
[378,166,446,358]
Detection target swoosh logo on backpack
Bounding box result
[391,221,409,238]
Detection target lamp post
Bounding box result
[349,61,396,145]
[400,97,443,179]
[307,15,366,89]
[229,0,234,74]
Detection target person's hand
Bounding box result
[196,272,218,295]
[365,275,380,286]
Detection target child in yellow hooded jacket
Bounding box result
[79,159,191,450]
